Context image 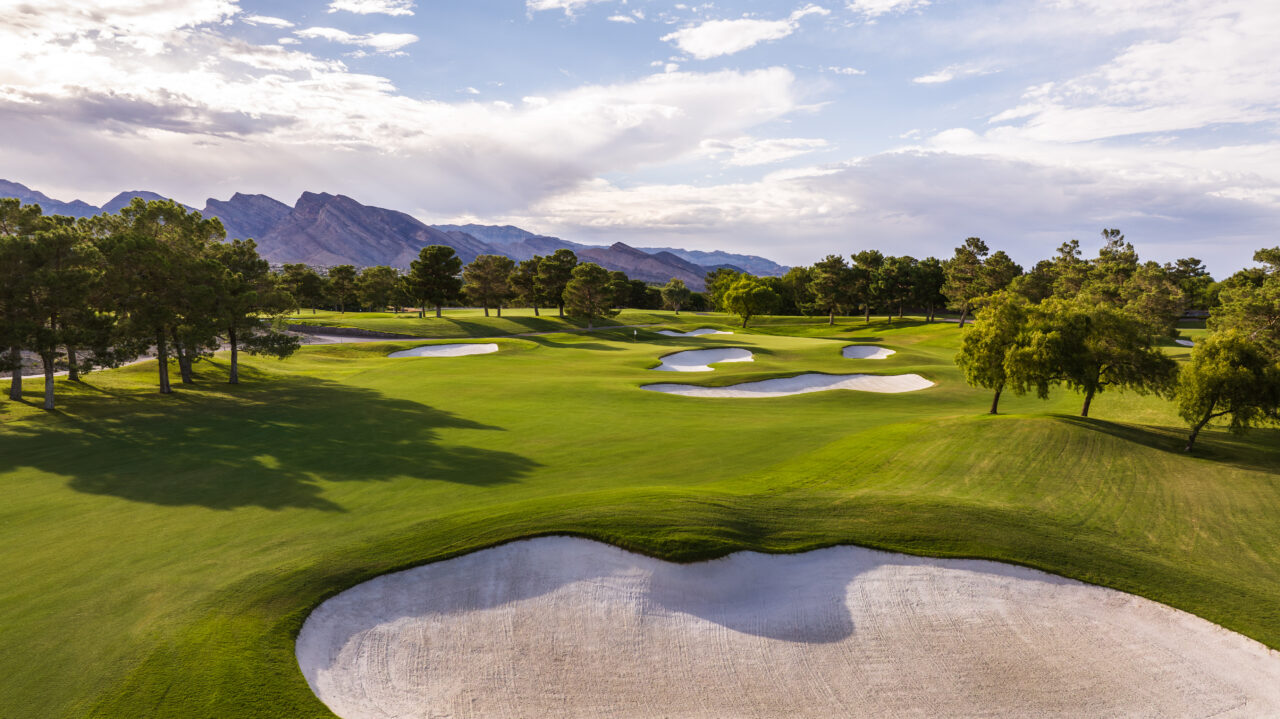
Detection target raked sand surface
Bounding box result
[644,372,933,397]
[653,348,754,372]
[1176,338,1195,347]
[656,328,733,337]
[842,345,895,360]
[388,343,499,358]
[296,536,1280,719]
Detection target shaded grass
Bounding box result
[1,319,1278,717]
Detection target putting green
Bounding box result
[1,310,1277,718]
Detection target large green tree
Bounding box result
[703,268,740,312]
[463,254,516,317]
[281,264,327,314]
[408,245,463,318]
[660,278,692,314]
[852,249,885,322]
[98,199,225,394]
[357,266,403,313]
[882,255,918,321]
[943,237,989,327]
[1006,299,1177,417]
[956,291,1029,414]
[1176,331,1280,452]
[537,249,578,317]
[508,256,542,315]
[211,238,299,385]
[809,254,850,325]
[913,257,947,322]
[1211,248,1280,358]
[562,262,618,328]
[0,198,42,400]
[723,275,779,328]
[327,265,358,314]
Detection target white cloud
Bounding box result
[700,136,829,166]
[327,0,415,16]
[294,27,419,53]
[526,0,607,16]
[827,66,865,75]
[461,86,480,95]
[985,1,1280,143]
[662,5,831,60]
[607,15,636,23]
[242,14,294,28]
[912,63,995,84]
[847,0,929,18]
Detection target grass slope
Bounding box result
[1,311,1277,717]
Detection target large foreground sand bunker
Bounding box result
[656,328,733,337]
[388,343,499,358]
[644,372,933,397]
[297,537,1280,719]
[842,344,895,360]
[653,348,754,372]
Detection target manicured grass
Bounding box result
[1,313,1278,717]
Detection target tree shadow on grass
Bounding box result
[1056,416,1280,474]
[0,365,539,511]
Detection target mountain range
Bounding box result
[1,180,789,291]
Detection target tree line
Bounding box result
[953,232,1278,451]
[1,198,301,409]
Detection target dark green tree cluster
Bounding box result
[956,232,1279,451]
[1,198,299,409]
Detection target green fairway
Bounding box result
[2,311,1278,717]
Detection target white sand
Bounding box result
[644,372,933,397]
[653,348,754,372]
[297,536,1280,719]
[1176,339,1195,347]
[388,343,499,358]
[656,328,733,337]
[842,345,895,360]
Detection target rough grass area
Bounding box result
[1,312,1277,717]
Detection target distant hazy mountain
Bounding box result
[0,180,99,217]
[3,179,788,290]
[637,247,789,277]
[102,191,196,215]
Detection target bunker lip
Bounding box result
[656,328,733,337]
[653,348,754,372]
[296,536,1280,719]
[842,345,895,360]
[1176,339,1194,347]
[388,343,499,358]
[644,372,933,397]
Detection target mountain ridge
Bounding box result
[1,179,790,291]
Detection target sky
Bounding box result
[1,0,1277,275]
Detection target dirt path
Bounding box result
[297,536,1280,719]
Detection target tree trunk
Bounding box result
[496,305,502,318]
[41,353,55,410]
[989,385,1003,415]
[172,330,194,385]
[1185,416,1210,452]
[483,305,490,317]
[828,308,835,325]
[898,301,904,319]
[958,303,969,328]
[674,307,679,315]
[864,305,871,323]
[66,345,80,382]
[8,347,22,400]
[558,303,564,318]
[156,329,172,394]
[742,316,749,328]
[228,326,240,385]
[435,304,442,318]
[533,306,540,317]
[1081,389,1095,417]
